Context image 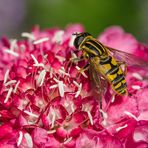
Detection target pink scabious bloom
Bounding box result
[0,24,148,148]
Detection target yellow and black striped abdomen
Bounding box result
[99,55,127,95]
[82,39,107,57]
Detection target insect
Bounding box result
[73,32,147,109]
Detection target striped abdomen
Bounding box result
[99,55,127,95]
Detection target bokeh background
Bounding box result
[0,0,148,43]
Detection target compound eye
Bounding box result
[74,36,84,49]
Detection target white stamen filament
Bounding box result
[111,95,115,102]
[4,80,17,86]
[116,124,128,132]
[33,37,49,45]
[132,73,143,81]
[52,30,64,43]
[124,111,138,121]
[49,84,58,89]
[33,63,44,68]
[51,108,56,128]
[69,35,76,47]
[31,54,44,68]
[131,85,141,90]
[53,77,59,83]
[4,87,13,103]
[49,67,53,78]
[24,110,38,118]
[64,137,73,144]
[21,32,35,40]
[73,80,80,87]
[31,54,39,65]
[17,131,23,146]
[59,68,70,76]
[10,39,17,51]
[70,103,75,113]
[4,69,9,84]
[75,83,82,98]
[55,55,66,62]
[87,111,93,125]
[24,133,33,148]
[58,81,65,97]
[37,69,46,86]
[13,80,20,93]
[47,130,56,134]
[4,49,19,57]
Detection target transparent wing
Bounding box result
[106,46,148,67]
[89,60,108,110]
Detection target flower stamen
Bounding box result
[132,73,143,80]
[124,111,138,121]
[4,87,13,103]
[4,80,17,87]
[24,133,33,148]
[116,124,128,132]
[4,49,19,57]
[17,131,23,146]
[37,69,46,86]
[24,110,38,118]
[33,37,49,45]
[21,32,35,40]
[4,69,10,84]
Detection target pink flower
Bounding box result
[0,25,147,147]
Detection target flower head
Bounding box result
[0,25,148,147]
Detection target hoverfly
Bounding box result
[73,32,147,109]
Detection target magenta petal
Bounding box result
[32,127,48,146]
[98,26,138,54]
[0,24,148,147]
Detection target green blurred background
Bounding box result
[0,0,148,42]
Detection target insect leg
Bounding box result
[76,63,89,79]
[89,63,104,116]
